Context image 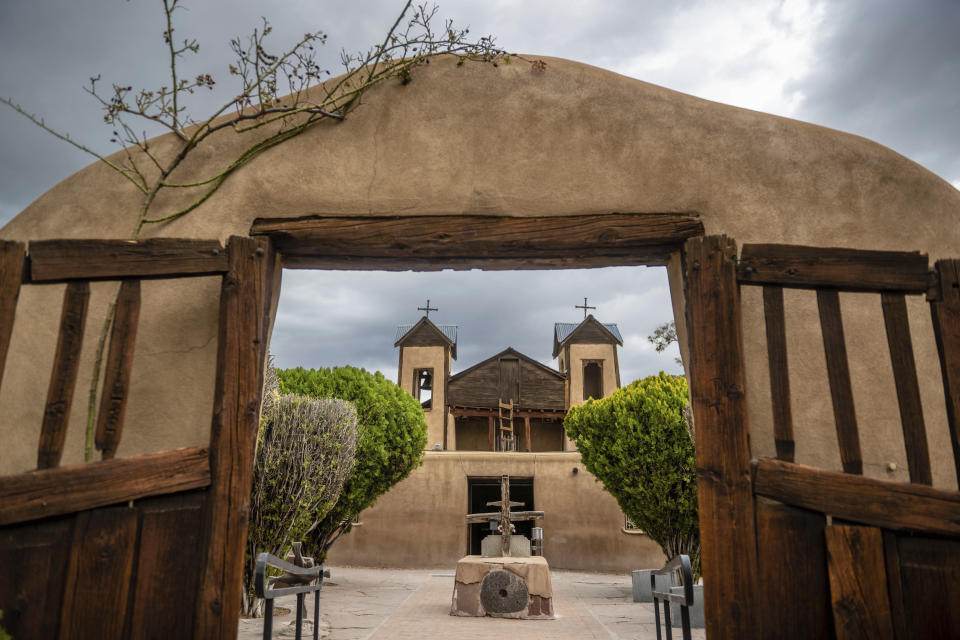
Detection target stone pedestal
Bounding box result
[480,534,531,558]
[449,555,554,619]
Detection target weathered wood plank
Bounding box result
[895,535,960,638]
[195,236,273,639]
[37,281,90,469]
[817,289,862,474]
[283,253,680,270]
[882,532,909,640]
[59,507,139,640]
[253,213,703,269]
[524,416,532,453]
[752,457,960,536]
[738,244,930,293]
[0,240,26,393]
[28,238,228,282]
[762,285,794,461]
[825,525,894,640]
[126,492,205,639]
[0,446,210,526]
[930,259,960,484]
[880,292,931,485]
[755,499,831,639]
[95,279,142,460]
[684,235,759,638]
[0,517,73,639]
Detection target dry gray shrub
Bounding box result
[243,386,358,616]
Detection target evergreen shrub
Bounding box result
[564,372,700,574]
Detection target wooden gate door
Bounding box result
[685,236,960,639]
[0,235,274,639]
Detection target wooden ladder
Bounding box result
[498,400,516,451]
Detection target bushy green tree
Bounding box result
[564,372,700,574]
[277,366,428,558]
[242,365,358,617]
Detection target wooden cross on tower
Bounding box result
[465,475,544,557]
[418,299,438,318]
[575,297,596,319]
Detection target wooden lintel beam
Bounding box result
[752,457,960,537]
[253,213,702,269]
[738,243,930,293]
[0,446,210,526]
[28,238,228,282]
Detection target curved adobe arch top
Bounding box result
[2,55,958,255]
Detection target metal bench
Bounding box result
[254,551,329,640]
[651,554,694,640]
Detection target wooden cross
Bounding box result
[465,475,544,557]
[418,299,438,318]
[575,297,596,319]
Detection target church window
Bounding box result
[414,368,433,410]
[583,361,603,400]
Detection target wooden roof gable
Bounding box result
[394,316,457,359]
[552,314,623,357]
[448,347,564,384]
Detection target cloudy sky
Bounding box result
[1,0,957,382]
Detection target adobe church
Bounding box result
[328,303,668,572]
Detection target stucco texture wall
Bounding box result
[568,343,619,403]
[328,451,665,572]
[1,55,958,485]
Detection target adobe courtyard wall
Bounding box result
[0,56,958,489]
[327,451,665,572]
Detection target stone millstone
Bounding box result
[480,570,529,614]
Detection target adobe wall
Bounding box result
[0,55,958,487]
[328,451,666,572]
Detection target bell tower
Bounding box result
[395,301,457,450]
[553,302,623,449]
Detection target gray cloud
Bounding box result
[791,0,960,185]
[271,266,682,384]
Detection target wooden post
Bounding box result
[524,416,532,452]
[684,235,759,639]
[930,259,960,484]
[194,236,274,638]
[488,415,495,451]
[0,241,25,395]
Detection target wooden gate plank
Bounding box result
[59,507,139,640]
[28,238,228,282]
[755,500,832,639]
[127,492,205,639]
[738,244,929,292]
[0,446,210,526]
[816,289,863,474]
[95,279,142,460]
[0,517,73,639]
[0,240,26,393]
[37,281,90,469]
[895,535,960,638]
[825,525,894,640]
[194,236,273,638]
[762,285,795,461]
[880,292,932,484]
[684,235,759,639]
[752,458,960,536]
[930,259,960,483]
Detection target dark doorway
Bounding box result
[583,361,603,400]
[467,477,534,555]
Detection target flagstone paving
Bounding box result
[237,566,706,640]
